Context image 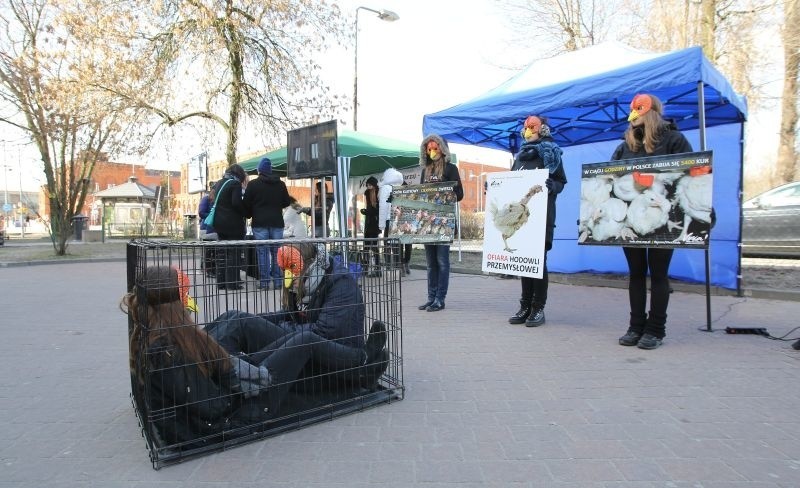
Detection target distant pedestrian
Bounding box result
[243,158,292,290]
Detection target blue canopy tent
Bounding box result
[423,41,747,293]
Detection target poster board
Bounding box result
[388,182,457,244]
[287,120,338,179]
[481,169,549,279]
[578,151,713,248]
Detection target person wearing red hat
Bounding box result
[612,94,692,350]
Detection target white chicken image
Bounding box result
[588,197,636,242]
[673,171,713,242]
[488,184,544,252]
[626,189,674,236]
[578,176,613,242]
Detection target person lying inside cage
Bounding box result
[204,242,389,391]
[123,266,322,447]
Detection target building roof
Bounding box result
[94,176,157,199]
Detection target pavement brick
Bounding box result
[2,261,800,486]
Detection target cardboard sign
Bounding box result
[482,169,549,278]
[388,182,457,244]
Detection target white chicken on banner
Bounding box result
[482,169,549,279]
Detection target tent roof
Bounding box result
[239,130,421,177]
[422,41,747,152]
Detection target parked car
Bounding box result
[741,181,800,257]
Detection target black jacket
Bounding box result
[362,189,380,237]
[419,163,464,201]
[211,176,246,239]
[242,174,292,229]
[511,137,568,250]
[145,340,242,445]
[611,123,693,160]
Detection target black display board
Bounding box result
[287,120,338,179]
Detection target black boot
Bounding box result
[508,301,532,324]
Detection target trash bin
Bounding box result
[71,215,88,241]
[183,214,198,240]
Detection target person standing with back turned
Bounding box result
[243,157,292,290]
[612,93,692,350]
[417,135,463,312]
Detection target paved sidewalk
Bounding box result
[1,261,799,487]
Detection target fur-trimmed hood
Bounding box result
[419,134,452,167]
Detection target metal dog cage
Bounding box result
[126,237,404,468]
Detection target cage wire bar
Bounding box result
[126,237,404,468]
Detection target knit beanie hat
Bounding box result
[258,157,272,175]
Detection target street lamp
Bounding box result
[470,172,487,212]
[354,6,399,131]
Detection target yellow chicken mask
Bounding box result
[628,94,653,122]
[522,115,543,141]
[426,140,441,161]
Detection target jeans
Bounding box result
[253,227,284,288]
[206,310,366,374]
[424,244,451,302]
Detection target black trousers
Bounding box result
[519,254,548,309]
[623,247,674,338]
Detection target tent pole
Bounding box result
[697,81,713,332]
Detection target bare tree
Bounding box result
[776,0,799,183]
[501,0,618,55]
[107,0,349,168]
[0,0,145,254]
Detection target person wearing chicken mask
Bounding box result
[418,135,463,312]
[611,94,692,350]
[506,115,567,327]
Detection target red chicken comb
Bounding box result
[689,166,711,177]
[277,245,304,274]
[632,171,654,188]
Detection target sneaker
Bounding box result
[418,301,433,311]
[637,334,663,350]
[525,308,545,327]
[618,330,642,346]
[426,299,445,312]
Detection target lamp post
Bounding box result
[354,6,399,131]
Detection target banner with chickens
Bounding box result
[578,151,713,248]
[388,182,457,244]
[482,169,549,279]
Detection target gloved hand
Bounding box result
[360,208,366,215]
[545,178,563,194]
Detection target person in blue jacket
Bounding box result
[197,182,218,277]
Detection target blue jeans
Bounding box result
[424,244,451,302]
[253,227,284,287]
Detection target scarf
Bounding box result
[519,139,564,173]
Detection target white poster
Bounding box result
[482,169,549,278]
